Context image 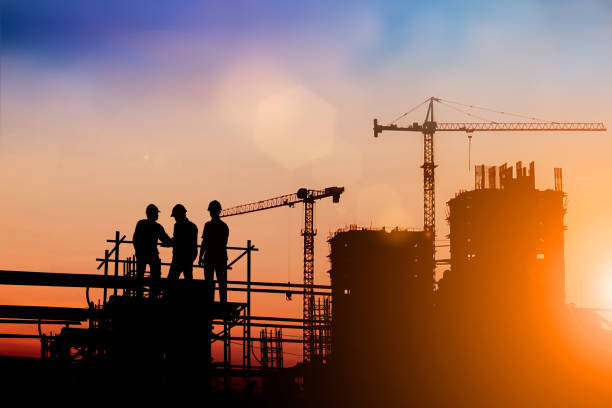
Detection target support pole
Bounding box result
[302,201,315,362]
[114,231,119,296]
[422,98,437,268]
[246,240,252,371]
[103,250,109,305]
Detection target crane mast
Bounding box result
[422,98,437,237]
[220,186,344,363]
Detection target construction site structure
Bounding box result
[373,97,606,262]
[326,226,434,405]
[260,328,283,369]
[429,162,612,406]
[220,186,344,363]
[0,231,332,392]
[444,162,566,308]
[312,296,332,362]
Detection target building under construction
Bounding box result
[327,226,434,405]
[3,166,612,405]
[442,161,566,311]
[433,162,612,407]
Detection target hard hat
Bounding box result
[146,204,160,215]
[208,200,222,212]
[171,204,187,217]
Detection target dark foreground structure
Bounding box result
[2,164,612,406]
[0,238,330,405]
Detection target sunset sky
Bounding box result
[1,1,611,358]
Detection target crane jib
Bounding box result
[375,121,606,134]
[216,186,345,363]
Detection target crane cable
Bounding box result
[435,100,490,173]
[389,98,431,125]
[437,97,557,123]
[437,100,497,123]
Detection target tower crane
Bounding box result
[220,186,344,362]
[374,96,606,261]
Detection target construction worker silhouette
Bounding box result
[132,204,172,298]
[199,200,229,304]
[167,204,198,280]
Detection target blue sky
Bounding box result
[3,1,609,65]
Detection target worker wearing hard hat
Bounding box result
[167,204,199,281]
[133,204,172,298]
[199,200,229,304]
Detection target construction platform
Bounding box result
[0,231,332,393]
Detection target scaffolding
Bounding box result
[0,230,333,389]
[260,328,283,369]
[312,296,332,362]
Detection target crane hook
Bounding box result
[286,282,293,301]
[467,131,473,171]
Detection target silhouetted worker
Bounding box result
[132,204,172,298]
[199,200,229,304]
[167,204,198,280]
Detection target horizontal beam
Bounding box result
[248,316,311,323]
[228,336,306,344]
[0,270,150,289]
[0,319,82,325]
[104,239,258,252]
[228,280,331,290]
[0,334,41,339]
[95,259,236,271]
[208,367,300,377]
[0,303,246,321]
[213,321,329,330]
[376,122,606,133]
[228,287,331,296]
[0,305,91,321]
[0,270,331,296]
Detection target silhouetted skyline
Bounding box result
[1,1,611,373]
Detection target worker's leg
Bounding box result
[149,257,161,299]
[204,262,215,305]
[183,262,193,280]
[135,256,147,298]
[167,261,180,279]
[216,261,228,304]
[165,261,180,300]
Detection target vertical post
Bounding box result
[122,257,126,297]
[228,323,232,374]
[103,250,109,305]
[422,130,436,236]
[302,201,315,362]
[128,256,133,296]
[114,231,120,296]
[246,240,252,371]
[224,319,229,389]
[422,99,437,297]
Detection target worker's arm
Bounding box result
[224,223,229,248]
[133,220,142,252]
[192,224,198,262]
[198,223,208,265]
[158,225,173,247]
